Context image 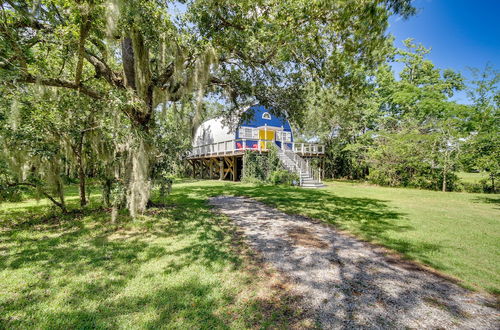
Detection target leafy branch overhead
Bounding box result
[1,0,414,121]
[0,0,416,215]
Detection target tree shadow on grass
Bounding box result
[175,182,458,277]
[57,281,227,329]
[208,192,497,328]
[179,182,418,247]
[0,189,258,328]
[472,195,500,209]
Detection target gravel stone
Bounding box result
[209,196,499,329]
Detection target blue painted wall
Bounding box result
[236,105,293,136]
[239,105,292,130]
[235,105,293,149]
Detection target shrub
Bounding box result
[242,152,269,182]
[457,178,496,194]
[368,166,461,191]
[269,170,299,186]
[242,146,296,185]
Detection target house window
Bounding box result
[262,112,271,120]
[239,127,258,139]
[276,131,292,142]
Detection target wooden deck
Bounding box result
[187,139,324,159]
[186,139,325,182]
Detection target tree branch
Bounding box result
[6,182,67,212]
[153,61,174,88]
[75,15,92,85]
[12,74,103,99]
[84,51,124,88]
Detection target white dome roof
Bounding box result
[193,117,234,147]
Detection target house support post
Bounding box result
[211,158,218,179]
[233,156,237,182]
[203,159,210,179]
[219,159,224,180]
[223,157,233,180]
[204,159,211,179]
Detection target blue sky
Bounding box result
[171,1,498,104]
[388,0,500,103]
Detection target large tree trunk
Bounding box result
[112,29,159,209]
[125,133,153,217]
[102,178,112,208]
[120,32,155,217]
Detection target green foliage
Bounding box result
[365,40,466,191]
[459,65,499,192]
[325,40,465,191]
[268,170,299,186]
[0,0,416,214]
[455,173,497,193]
[299,38,498,194]
[242,152,271,183]
[241,146,295,185]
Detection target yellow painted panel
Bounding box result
[259,129,275,149]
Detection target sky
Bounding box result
[169,0,499,105]
[388,0,500,103]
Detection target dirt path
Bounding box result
[209,196,499,329]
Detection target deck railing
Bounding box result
[291,143,325,154]
[282,144,322,183]
[189,139,324,158]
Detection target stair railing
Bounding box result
[277,147,302,185]
[279,143,322,184]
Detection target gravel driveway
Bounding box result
[209,196,499,329]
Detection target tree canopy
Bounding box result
[1,0,416,214]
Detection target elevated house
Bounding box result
[187,105,325,188]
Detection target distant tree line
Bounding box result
[300,40,499,193]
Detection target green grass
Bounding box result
[0,185,307,329]
[1,179,498,328]
[171,179,500,294]
[457,171,489,184]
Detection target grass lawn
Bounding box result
[173,179,500,294]
[1,179,498,328]
[457,171,489,184]
[0,185,307,329]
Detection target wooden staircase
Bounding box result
[277,146,325,188]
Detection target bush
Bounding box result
[242,152,269,182]
[242,146,297,185]
[269,170,299,186]
[457,178,496,194]
[368,166,461,191]
[0,185,25,202]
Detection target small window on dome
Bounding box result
[262,112,271,120]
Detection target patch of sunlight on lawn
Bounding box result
[0,184,305,328]
[173,179,500,294]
